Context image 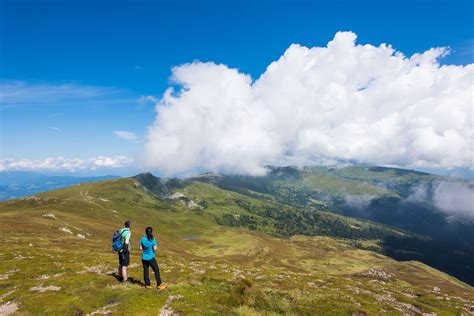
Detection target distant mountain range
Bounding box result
[135,166,474,285]
[0,171,119,200]
[1,166,473,285]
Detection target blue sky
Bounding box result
[0,0,473,176]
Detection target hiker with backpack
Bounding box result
[112,221,132,282]
[140,226,166,289]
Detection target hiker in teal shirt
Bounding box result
[139,227,166,289]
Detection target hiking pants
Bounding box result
[142,258,162,286]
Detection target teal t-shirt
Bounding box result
[140,236,157,260]
[119,228,131,252]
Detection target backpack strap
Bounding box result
[115,228,126,241]
[121,228,129,236]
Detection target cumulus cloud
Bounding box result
[143,32,473,176]
[114,131,139,143]
[0,156,132,172]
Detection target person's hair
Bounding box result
[124,221,131,228]
[145,226,153,241]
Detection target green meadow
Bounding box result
[0,176,473,315]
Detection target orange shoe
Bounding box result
[157,284,168,290]
[145,285,153,289]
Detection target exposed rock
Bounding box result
[13,254,33,260]
[377,292,437,316]
[167,192,203,209]
[433,287,441,292]
[43,213,57,220]
[0,301,18,315]
[360,269,392,281]
[376,293,397,304]
[59,227,73,234]
[77,234,86,239]
[186,199,202,209]
[169,192,185,200]
[192,268,205,274]
[88,309,111,315]
[87,303,119,315]
[30,285,61,293]
[78,265,110,275]
[402,292,417,299]
[397,302,437,316]
[36,274,50,280]
[346,285,361,294]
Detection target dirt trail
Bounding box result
[159,295,183,316]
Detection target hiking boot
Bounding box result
[157,284,168,290]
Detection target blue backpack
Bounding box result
[112,229,125,251]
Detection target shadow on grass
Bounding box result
[111,273,146,287]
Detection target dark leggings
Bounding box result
[142,258,162,286]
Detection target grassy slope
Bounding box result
[193,166,474,284]
[195,166,439,205]
[0,178,473,315]
[179,180,408,240]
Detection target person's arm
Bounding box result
[139,239,143,251]
[152,238,157,252]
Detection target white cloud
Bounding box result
[0,156,133,172]
[49,127,62,132]
[404,180,474,221]
[138,95,158,104]
[433,181,474,221]
[114,131,139,142]
[343,195,374,210]
[143,32,473,176]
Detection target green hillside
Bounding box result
[0,176,473,315]
[192,166,474,285]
